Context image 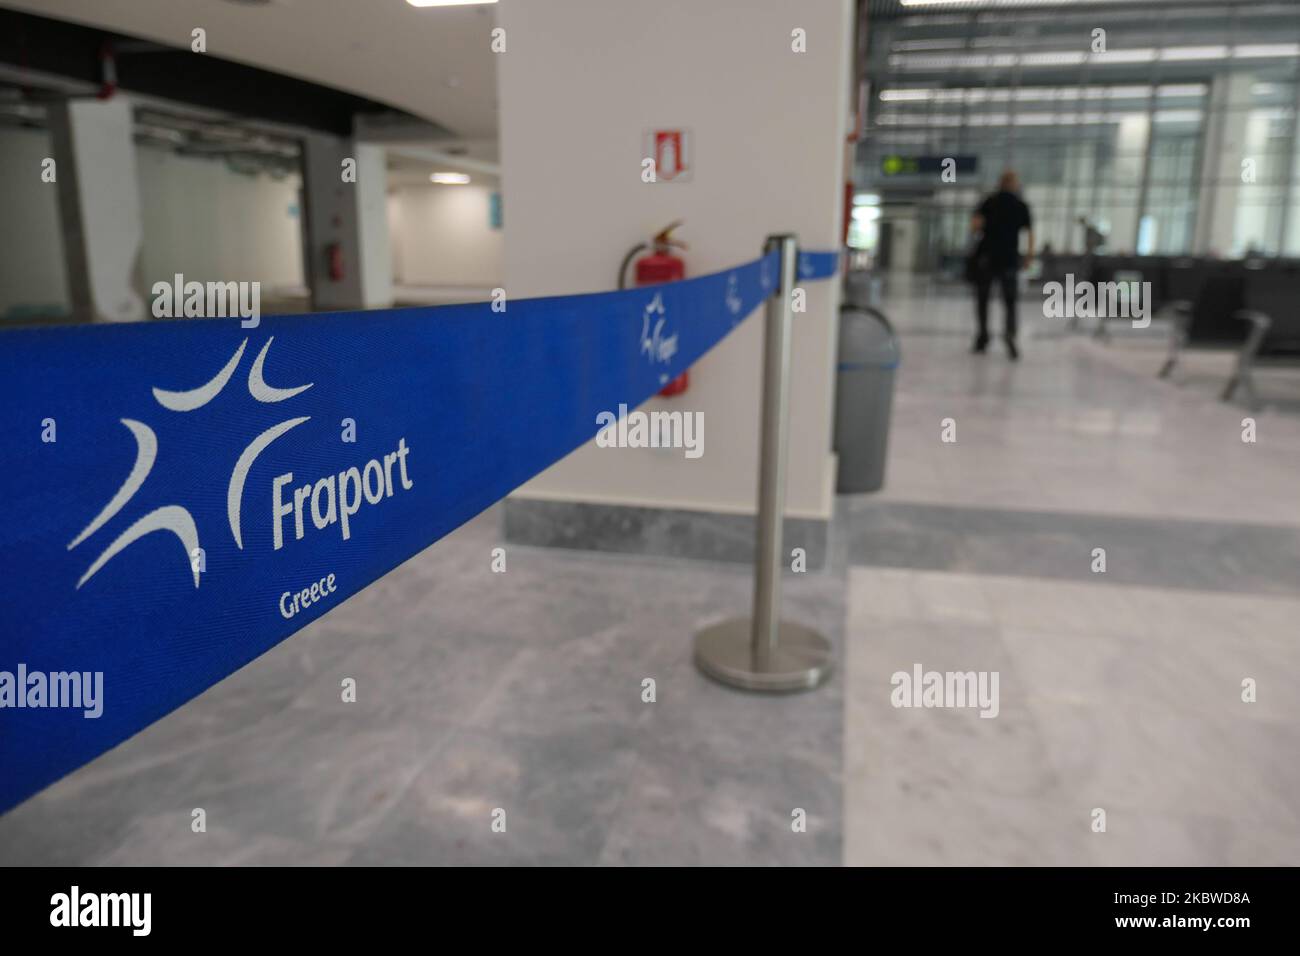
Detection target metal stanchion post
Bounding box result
[692,234,833,692]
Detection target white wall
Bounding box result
[497,0,852,521]
[137,144,303,293]
[0,126,70,316]
[388,183,504,287]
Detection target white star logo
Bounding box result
[68,337,313,590]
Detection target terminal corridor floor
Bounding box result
[0,507,844,866]
[842,281,1300,865]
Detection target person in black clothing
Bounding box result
[969,170,1034,359]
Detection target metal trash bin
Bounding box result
[843,268,882,310]
[834,305,899,493]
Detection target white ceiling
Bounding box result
[2,0,500,139]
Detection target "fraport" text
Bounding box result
[272,437,413,550]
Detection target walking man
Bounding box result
[969,170,1034,359]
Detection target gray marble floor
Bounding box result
[843,500,1300,596]
[845,568,1300,866]
[842,280,1300,866]
[0,508,844,866]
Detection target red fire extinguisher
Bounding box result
[619,221,689,396]
[97,42,119,100]
[326,242,345,282]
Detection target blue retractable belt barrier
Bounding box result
[0,247,840,813]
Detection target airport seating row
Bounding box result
[1039,254,1300,407]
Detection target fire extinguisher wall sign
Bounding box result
[644,129,693,183]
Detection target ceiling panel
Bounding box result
[0,0,500,139]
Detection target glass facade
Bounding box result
[857,4,1300,264]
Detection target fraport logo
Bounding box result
[67,336,414,591]
[638,292,679,385]
[725,273,743,318]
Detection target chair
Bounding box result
[1224,265,1300,407]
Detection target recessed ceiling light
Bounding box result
[431,172,471,184]
[407,1,498,7]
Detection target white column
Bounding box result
[1112,112,1149,253]
[1193,72,1253,256]
[47,97,146,323]
[497,0,854,522]
[301,135,392,310]
[355,143,393,308]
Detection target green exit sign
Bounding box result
[882,155,920,175]
[881,155,978,176]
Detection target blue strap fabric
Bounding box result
[0,247,839,813]
[798,249,841,281]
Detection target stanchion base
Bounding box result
[693,618,832,693]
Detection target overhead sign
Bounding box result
[881,155,978,176]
